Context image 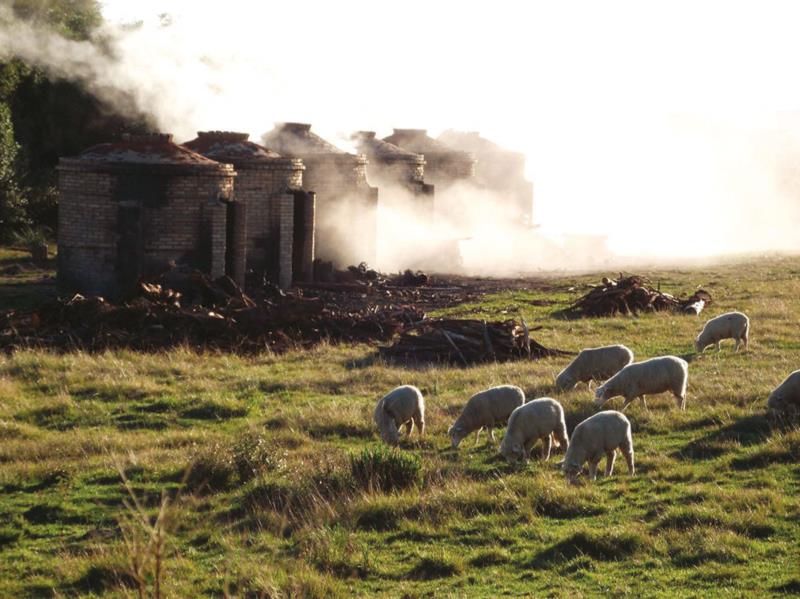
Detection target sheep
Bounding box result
[767,370,800,427]
[695,311,750,353]
[448,385,525,448]
[555,345,634,391]
[562,410,634,483]
[499,398,569,462]
[373,385,425,446]
[594,356,688,411]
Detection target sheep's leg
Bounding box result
[488,426,496,444]
[587,458,600,481]
[413,414,425,437]
[554,423,569,451]
[621,440,635,475]
[474,428,481,446]
[523,437,535,461]
[604,450,617,477]
[716,341,721,352]
[404,420,414,436]
[540,435,552,461]
[734,337,741,352]
[621,396,635,411]
[640,396,648,411]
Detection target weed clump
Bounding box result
[408,554,463,580]
[528,529,647,568]
[350,445,421,493]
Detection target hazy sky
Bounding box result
[87,2,800,257]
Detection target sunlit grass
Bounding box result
[0,256,798,595]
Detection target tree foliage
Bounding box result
[0,0,150,240]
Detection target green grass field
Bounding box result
[0,253,798,597]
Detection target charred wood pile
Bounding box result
[380,318,570,366]
[566,275,712,317]
[0,270,425,354]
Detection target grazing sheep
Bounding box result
[767,370,800,426]
[555,345,634,391]
[562,410,634,483]
[448,385,525,448]
[373,385,425,446]
[594,356,688,411]
[499,398,569,462]
[695,311,750,353]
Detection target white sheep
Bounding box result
[562,410,634,483]
[448,385,525,448]
[767,370,800,426]
[373,385,425,446]
[499,398,569,462]
[695,311,750,353]
[594,356,688,411]
[555,345,634,391]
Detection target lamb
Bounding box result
[695,311,750,353]
[448,385,525,448]
[555,345,634,391]
[562,410,634,483]
[498,398,569,462]
[373,385,425,446]
[594,355,688,411]
[767,370,800,426]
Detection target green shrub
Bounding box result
[349,445,421,493]
[185,444,237,493]
[232,430,286,482]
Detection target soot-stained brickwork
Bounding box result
[183,131,315,286]
[57,133,237,298]
[261,123,378,268]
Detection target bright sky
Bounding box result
[97,0,800,258]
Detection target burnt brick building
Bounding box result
[382,129,475,191]
[438,130,534,225]
[352,131,434,215]
[262,123,378,267]
[183,131,315,286]
[57,133,238,298]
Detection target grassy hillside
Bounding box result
[0,256,798,597]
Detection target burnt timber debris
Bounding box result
[566,275,712,317]
[380,318,570,366]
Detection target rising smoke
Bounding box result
[2,1,800,273]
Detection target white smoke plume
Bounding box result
[3,1,800,273]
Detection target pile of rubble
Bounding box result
[566,275,712,317]
[381,318,570,365]
[0,270,424,354]
[0,264,564,364]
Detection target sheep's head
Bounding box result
[448,424,467,449]
[499,439,524,462]
[555,369,575,392]
[594,383,613,407]
[562,461,583,485]
[694,335,706,353]
[381,418,400,446]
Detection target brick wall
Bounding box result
[58,162,235,297]
[300,154,378,267]
[233,159,303,287]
